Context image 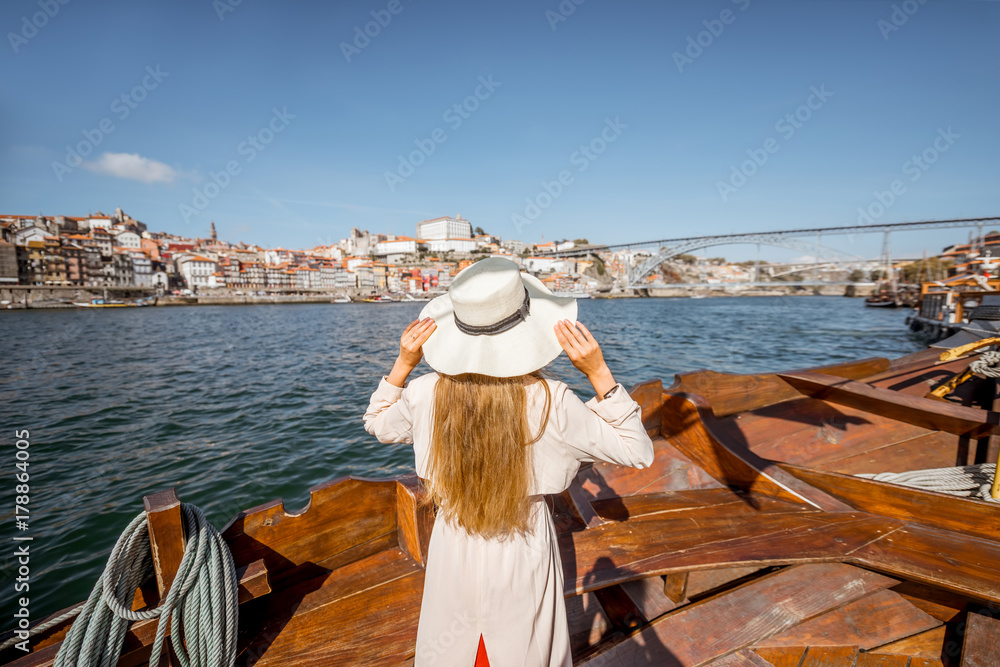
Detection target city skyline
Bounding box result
[3,0,997,263]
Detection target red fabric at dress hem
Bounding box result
[474,633,489,667]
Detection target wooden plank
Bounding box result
[728,398,932,467]
[663,572,688,604]
[868,625,947,658]
[707,649,777,666]
[776,371,1000,439]
[626,378,663,436]
[590,488,812,523]
[850,525,1000,604]
[618,575,685,620]
[660,392,853,511]
[221,476,398,586]
[580,438,725,501]
[395,476,434,566]
[801,646,860,666]
[892,582,969,623]
[563,511,899,597]
[855,653,909,666]
[247,548,425,666]
[753,647,808,667]
[565,592,612,656]
[781,464,1000,544]
[561,478,608,529]
[959,610,1000,667]
[143,488,185,601]
[665,357,890,417]
[687,566,770,600]
[823,431,963,476]
[578,563,899,666]
[755,590,940,649]
[142,488,185,667]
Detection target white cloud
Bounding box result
[82,152,178,184]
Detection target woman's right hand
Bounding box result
[554,320,616,397]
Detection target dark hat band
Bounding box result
[453,286,531,336]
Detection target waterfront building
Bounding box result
[243,260,265,288]
[501,239,527,254]
[110,250,134,286]
[317,263,340,289]
[115,230,142,248]
[354,263,375,290]
[87,213,112,230]
[91,228,113,257]
[129,249,153,287]
[0,239,17,284]
[374,236,419,256]
[13,222,47,245]
[82,247,103,286]
[334,267,354,290]
[425,237,477,254]
[265,263,290,289]
[62,242,85,286]
[344,256,369,271]
[373,262,388,291]
[176,254,217,290]
[16,242,44,285]
[43,236,67,285]
[416,215,473,241]
[522,256,564,273]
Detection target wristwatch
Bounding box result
[602,384,619,400]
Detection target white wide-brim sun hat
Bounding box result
[418,257,578,377]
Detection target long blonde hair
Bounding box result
[420,369,553,539]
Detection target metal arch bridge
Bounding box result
[543,216,1000,287]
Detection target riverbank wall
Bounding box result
[2,283,878,309]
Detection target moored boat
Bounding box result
[4,344,1000,665]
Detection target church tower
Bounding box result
[210,221,217,243]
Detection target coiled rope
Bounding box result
[857,464,999,502]
[0,503,239,666]
[969,350,1000,378]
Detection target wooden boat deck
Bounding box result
[5,351,1000,665]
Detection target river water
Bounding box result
[0,296,925,621]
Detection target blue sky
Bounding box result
[2,0,997,261]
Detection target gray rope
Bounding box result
[970,350,1000,378]
[0,604,86,652]
[8,502,244,667]
[857,464,999,502]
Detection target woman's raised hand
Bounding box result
[386,317,436,388]
[398,317,436,369]
[554,319,616,398]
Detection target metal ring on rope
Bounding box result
[0,502,241,667]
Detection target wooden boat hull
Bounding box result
[4,350,1000,665]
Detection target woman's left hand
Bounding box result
[387,318,436,388]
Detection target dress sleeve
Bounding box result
[362,376,415,444]
[555,382,655,469]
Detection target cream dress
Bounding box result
[363,372,655,667]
